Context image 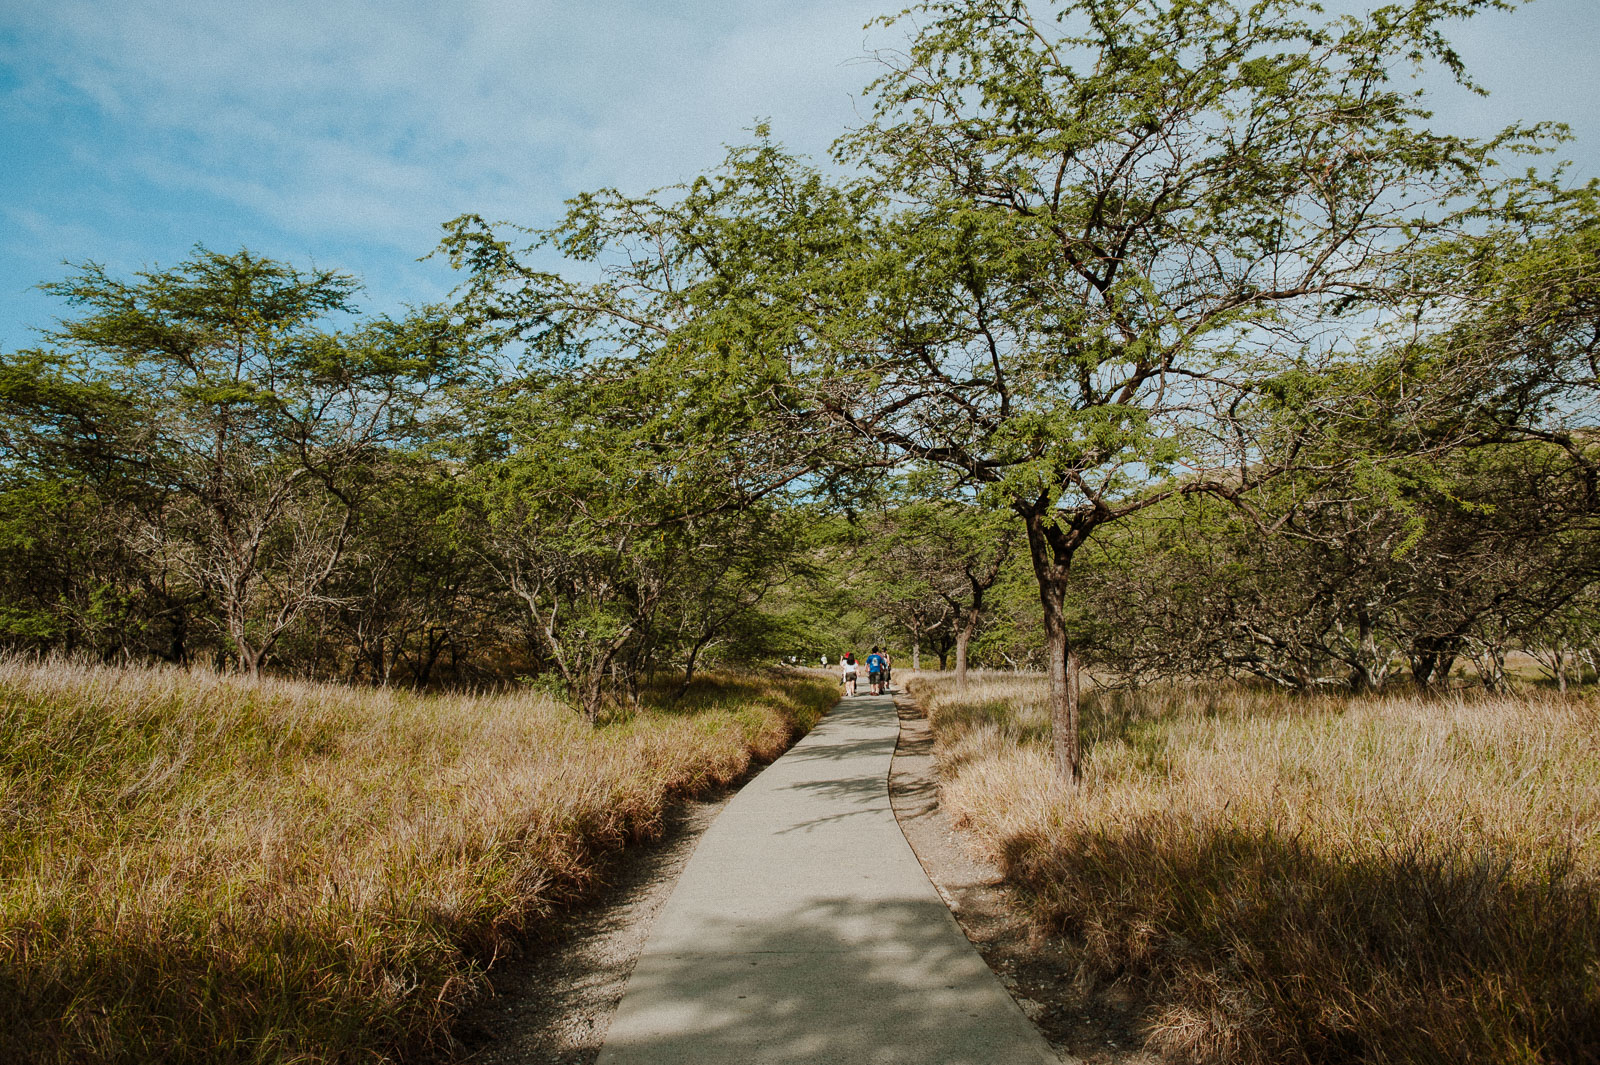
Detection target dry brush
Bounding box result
[912,673,1600,1064]
[0,657,835,1063]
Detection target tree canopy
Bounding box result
[3,1,1597,770]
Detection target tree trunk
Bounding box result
[374,635,393,687]
[161,609,188,665]
[1020,505,1083,782]
[674,632,714,703]
[1410,636,1458,693]
[579,672,605,724]
[1478,647,1507,693]
[1348,609,1381,694]
[237,641,265,680]
[1040,575,1081,782]
[953,548,1005,695]
[911,636,921,671]
[1411,650,1438,690]
[954,611,977,693]
[415,631,446,687]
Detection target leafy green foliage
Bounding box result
[0,248,476,675]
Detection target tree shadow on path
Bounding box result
[598,896,1058,1065]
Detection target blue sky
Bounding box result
[1,0,1596,347]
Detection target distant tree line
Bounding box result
[0,250,823,719]
[4,1,1599,774]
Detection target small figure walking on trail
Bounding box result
[841,652,858,697]
[866,646,887,696]
[882,650,893,693]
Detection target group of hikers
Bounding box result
[833,646,891,697]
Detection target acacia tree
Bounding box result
[800,0,1539,776]
[1076,483,1440,691]
[1068,436,1600,694]
[1288,182,1600,688]
[0,473,163,657]
[445,2,1542,776]
[657,502,814,696]
[467,342,816,719]
[475,365,680,719]
[314,453,502,686]
[869,499,1015,688]
[869,531,956,670]
[1,249,471,676]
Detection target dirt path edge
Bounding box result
[451,792,733,1065]
[888,692,1160,1065]
[452,688,1160,1065]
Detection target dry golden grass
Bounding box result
[0,656,836,1064]
[912,674,1600,1064]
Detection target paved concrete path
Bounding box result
[595,691,1061,1065]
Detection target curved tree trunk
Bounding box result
[237,640,265,680]
[1481,647,1508,693]
[579,672,606,724]
[1410,635,1460,693]
[674,631,716,703]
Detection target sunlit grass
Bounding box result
[912,674,1600,1064]
[0,656,836,1064]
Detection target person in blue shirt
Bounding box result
[866,647,887,695]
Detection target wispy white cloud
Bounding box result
[0,0,1594,343]
[0,0,901,334]
[2,0,892,244]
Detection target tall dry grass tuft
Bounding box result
[0,656,835,1064]
[912,674,1600,1064]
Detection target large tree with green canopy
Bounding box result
[445,0,1549,777]
[0,248,474,676]
[817,0,1555,779]
[466,350,817,719]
